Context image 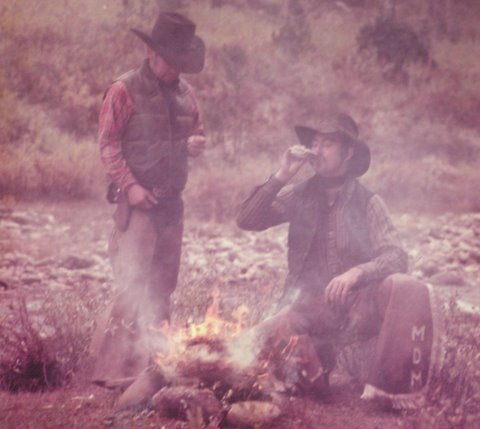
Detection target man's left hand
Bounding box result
[325,267,364,306]
[187,135,206,157]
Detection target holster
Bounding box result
[113,192,131,232]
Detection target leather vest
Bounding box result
[118,60,197,193]
[284,177,374,298]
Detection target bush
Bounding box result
[0,290,92,391]
[357,19,430,79]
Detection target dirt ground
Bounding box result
[0,200,479,429]
[0,377,412,429]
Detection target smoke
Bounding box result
[226,327,260,369]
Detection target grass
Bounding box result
[1,0,479,215]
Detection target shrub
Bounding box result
[0,290,92,391]
[357,19,430,79]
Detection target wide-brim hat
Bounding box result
[131,12,205,74]
[294,113,371,177]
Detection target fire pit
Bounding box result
[113,289,328,427]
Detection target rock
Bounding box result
[60,255,96,270]
[457,250,470,264]
[21,275,43,285]
[417,259,439,277]
[429,271,466,287]
[428,227,444,240]
[226,400,282,426]
[470,250,480,263]
[152,386,221,422]
[114,367,167,412]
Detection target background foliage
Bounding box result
[1,0,480,217]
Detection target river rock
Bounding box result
[60,255,96,270]
[152,385,221,422]
[114,367,167,412]
[429,271,466,287]
[417,259,439,277]
[226,400,283,426]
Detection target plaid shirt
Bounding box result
[98,79,204,192]
[237,176,408,285]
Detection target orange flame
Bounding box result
[153,287,249,367]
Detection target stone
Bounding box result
[226,400,282,426]
[60,255,95,270]
[152,386,221,422]
[417,259,439,277]
[429,271,466,287]
[114,367,167,412]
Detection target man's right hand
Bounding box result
[274,145,315,184]
[126,184,158,209]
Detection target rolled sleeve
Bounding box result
[98,81,137,193]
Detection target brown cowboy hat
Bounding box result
[294,113,371,177]
[131,12,205,74]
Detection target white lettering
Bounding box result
[411,325,426,342]
[412,347,422,365]
[411,370,422,389]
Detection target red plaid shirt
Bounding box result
[98,79,204,192]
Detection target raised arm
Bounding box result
[236,145,314,231]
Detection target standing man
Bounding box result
[91,12,206,385]
[237,113,437,408]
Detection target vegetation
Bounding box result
[1,0,479,216]
[0,289,93,392]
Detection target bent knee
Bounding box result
[376,274,426,316]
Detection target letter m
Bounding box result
[411,325,426,342]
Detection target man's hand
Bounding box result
[274,145,315,184]
[325,267,364,306]
[187,135,206,157]
[126,184,158,209]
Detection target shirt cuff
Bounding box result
[261,175,285,195]
[119,177,138,194]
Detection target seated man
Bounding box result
[237,112,438,408]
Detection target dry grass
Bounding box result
[0,289,93,392]
[1,0,479,214]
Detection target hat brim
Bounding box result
[131,29,205,74]
[294,125,371,177]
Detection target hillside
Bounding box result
[1,0,480,216]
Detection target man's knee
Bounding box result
[376,274,426,316]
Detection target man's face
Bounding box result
[147,48,179,83]
[309,135,353,177]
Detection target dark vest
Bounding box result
[118,60,197,194]
[284,176,374,299]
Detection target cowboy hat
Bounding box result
[294,113,371,177]
[131,12,205,74]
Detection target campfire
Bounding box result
[115,288,328,427]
